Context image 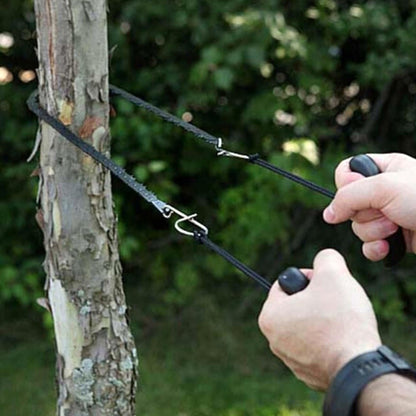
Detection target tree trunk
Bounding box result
[33,1,137,414]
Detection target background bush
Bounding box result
[1,1,416,413]
[2,0,416,322]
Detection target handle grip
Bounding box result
[349,154,406,267]
[278,267,309,294]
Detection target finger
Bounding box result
[334,153,416,191]
[258,280,286,336]
[259,268,312,334]
[351,218,398,242]
[300,268,313,280]
[266,268,313,303]
[268,280,289,302]
[323,174,394,224]
[353,208,384,223]
[362,240,390,262]
[365,153,416,172]
[335,158,365,188]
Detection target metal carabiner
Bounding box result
[162,205,209,237]
[215,138,250,160]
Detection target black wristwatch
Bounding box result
[323,345,416,416]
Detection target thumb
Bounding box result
[312,249,351,285]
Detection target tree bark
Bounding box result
[33,1,137,414]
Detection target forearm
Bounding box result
[357,374,416,416]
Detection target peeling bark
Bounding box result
[33,1,137,414]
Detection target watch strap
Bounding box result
[323,345,416,416]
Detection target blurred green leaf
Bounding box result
[214,67,235,90]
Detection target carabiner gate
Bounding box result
[216,138,250,160]
[163,205,209,237]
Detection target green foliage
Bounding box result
[0,264,41,305]
[1,0,416,326]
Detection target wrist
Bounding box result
[357,373,416,416]
[327,340,382,386]
[323,345,416,416]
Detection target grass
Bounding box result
[135,350,322,416]
[0,340,322,416]
[0,342,55,416]
[0,296,323,415]
[132,295,323,415]
[1,294,415,416]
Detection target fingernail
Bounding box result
[323,205,336,223]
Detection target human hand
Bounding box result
[258,249,381,391]
[323,153,416,261]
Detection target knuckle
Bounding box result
[390,152,416,168]
[315,248,340,261]
[258,309,273,336]
[351,221,360,236]
[362,243,377,262]
[334,185,349,204]
[371,175,400,207]
[362,241,386,262]
[334,159,349,187]
[376,174,394,194]
[269,341,280,357]
[332,187,351,216]
[351,221,379,241]
[314,248,346,272]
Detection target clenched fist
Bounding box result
[258,249,381,391]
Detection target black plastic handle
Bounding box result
[349,154,406,267]
[278,267,309,294]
